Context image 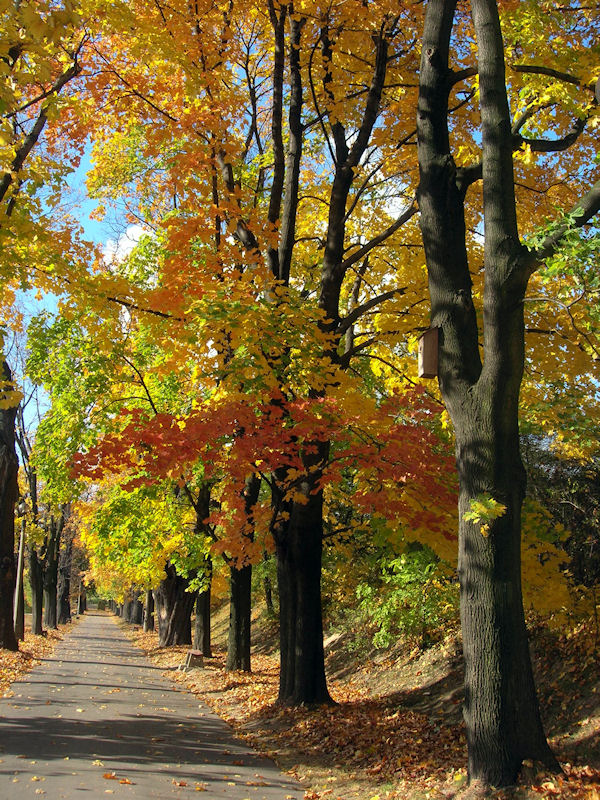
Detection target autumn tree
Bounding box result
[0,0,86,303]
[69,0,458,705]
[417,0,599,786]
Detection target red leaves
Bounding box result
[73,385,458,561]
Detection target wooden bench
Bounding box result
[179,650,204,672]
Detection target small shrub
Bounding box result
[356,547,459,650]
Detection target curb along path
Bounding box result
[0,612,304,799]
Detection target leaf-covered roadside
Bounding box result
[0,628,65,698]
[125,618,599,800]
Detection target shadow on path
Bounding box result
[0,612,303,799]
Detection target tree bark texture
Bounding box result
[29,545,44,635]
[226,563,252,671]
[263,552,275,616]
[57,533,73,625]
[275,478,331,705]
[194,588,211,656]
[131,591,143,625]
[77,585,86,615]
[42,514,63,630]
[14,519,25,640]
[143,588,154,632]
[154,562,197,647]
[226,474,260,672]
[0,361,18,650]
[417,0,558,785]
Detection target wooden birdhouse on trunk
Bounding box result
[418,327,439,379]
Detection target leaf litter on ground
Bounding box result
[123,612,599,800]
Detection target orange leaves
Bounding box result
[0,630,63,698]
[102,773,134,784]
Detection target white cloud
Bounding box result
[102,224,147,265]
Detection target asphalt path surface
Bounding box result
[0,612,304,800]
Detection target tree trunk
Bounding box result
[14,518,25,640]
[29,545,44,636]
[43,515,63,630]
[456,406,557,784]
[143,589,154,632]
[131,591,143,625]
[416,0,558,784]
[77,584,86,614]
[275,482,331,705]
[57,533,73,625]
[0,361,18,651]
[226,563,252,671]
[263,551,275,616]
[154,562,196,647]
[226,474,260,672]
[194,588,211,656]
[123,596,133,622]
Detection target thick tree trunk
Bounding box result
[194,588,211,656]
[226,563,252,671]
[456,406,556,783]
[29,546,44,636]
[0,362,18,651]
[276,483,331,705]
[154,563,197,647]
[143,589,154,632]
[57,534,73,625]
[416,0,558,785]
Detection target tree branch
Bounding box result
[525,179,600,275]
[337,286,407,334]
[340,198,417,272]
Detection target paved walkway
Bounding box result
[0,612,304,799]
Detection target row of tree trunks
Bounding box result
[77,586,86,615]
[122,590,143,624]
[226,563,252,671]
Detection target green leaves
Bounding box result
[462,494,507,537]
